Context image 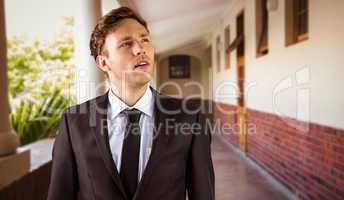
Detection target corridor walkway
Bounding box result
[212,135,293,200]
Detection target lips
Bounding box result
[134,60,150,70]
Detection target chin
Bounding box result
[128,72,152,87]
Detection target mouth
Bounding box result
[134,60,150,70]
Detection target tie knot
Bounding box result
[123,108,142,123]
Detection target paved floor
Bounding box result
[212,135,292,200]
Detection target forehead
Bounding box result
[106,18,149,42]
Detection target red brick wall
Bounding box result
[213,102,344,200]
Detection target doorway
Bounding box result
[236,11,246,152]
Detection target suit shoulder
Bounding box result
[63,94,106,116]
[156,93,183,111]
[156,93,204,114]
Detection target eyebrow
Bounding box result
[119,33,150,43]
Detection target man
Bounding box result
[48,7,214,200]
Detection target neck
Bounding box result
[111,83,149,107]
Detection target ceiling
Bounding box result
[108,0,234,55]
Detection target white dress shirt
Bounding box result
[107,86,155,182]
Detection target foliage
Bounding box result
[7,17,75,145]
[7,17,75,99]
[11,89,73,145]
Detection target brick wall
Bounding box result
[213,102,344,200]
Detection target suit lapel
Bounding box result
[89,92,128,200]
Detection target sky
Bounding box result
[5,0,76,42]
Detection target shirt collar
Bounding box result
[108,86,154,120]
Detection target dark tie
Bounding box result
[120,108,142,199]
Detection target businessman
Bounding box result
[47,6,214,200]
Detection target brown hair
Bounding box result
[90,7,148,60]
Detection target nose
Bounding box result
[132,40,145,56]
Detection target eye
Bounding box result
[142,38,150,43]
[121,41,133,48]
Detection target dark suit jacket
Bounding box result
[47,88,215,200]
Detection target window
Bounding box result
[286,0,309,46]
[226,12,244,57]
[216,36,221,72]
[224,25,231,69]
[168,55,190,79]
[256,0,269,56]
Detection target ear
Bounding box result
[95,55,109,72]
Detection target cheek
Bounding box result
[147,46,155,59]
[108,54,130,70]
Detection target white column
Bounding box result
[0,0,29,185]
[74,0,106,104]
[0,0,20,156]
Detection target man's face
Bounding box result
[98,18,155,89]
